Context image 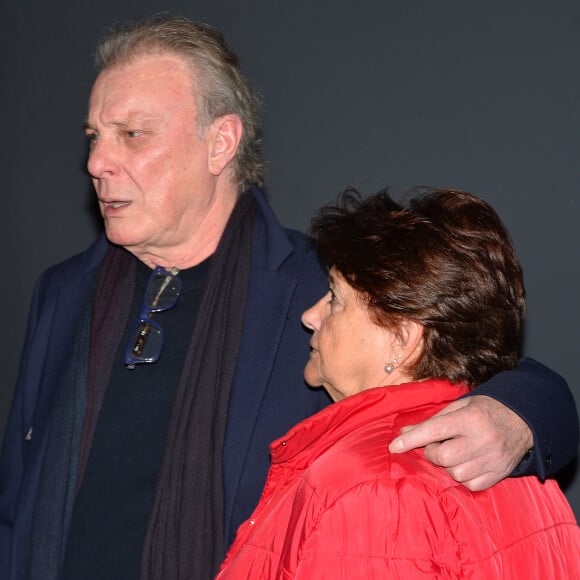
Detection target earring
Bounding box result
[385,354,402,374]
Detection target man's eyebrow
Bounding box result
[83,120,133,132]
[83,114,160,131]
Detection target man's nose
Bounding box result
[87,137,117,178]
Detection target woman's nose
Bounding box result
[301,292,328,331]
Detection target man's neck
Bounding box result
[126,184,242,270]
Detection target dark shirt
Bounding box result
[62,258,209,580]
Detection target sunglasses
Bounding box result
[125,266,181,368]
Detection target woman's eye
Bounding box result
[328,289,337,303]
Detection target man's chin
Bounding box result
[103,228,143,251]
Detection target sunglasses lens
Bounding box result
[146,273,181,310]
[125,267,181,367]
[128,321,163,362]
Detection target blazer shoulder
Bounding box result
[35,235,108,292]
[280,227,325,275]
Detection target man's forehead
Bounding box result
[86,57,198,126]
[96,50,193,80]
[90,54,196,99]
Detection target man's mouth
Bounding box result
[102,200,131,209]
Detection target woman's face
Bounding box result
[301,269,396,402]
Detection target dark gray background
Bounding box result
[1,1,578,517]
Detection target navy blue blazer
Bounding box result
[0,188,577,578]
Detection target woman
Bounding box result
[217,188,580,578]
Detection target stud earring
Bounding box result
[385,354,402,374]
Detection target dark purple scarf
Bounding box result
[84,192,255,579]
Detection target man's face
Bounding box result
[86,53,220,262]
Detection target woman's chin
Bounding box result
[303,365,322,389]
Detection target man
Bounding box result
[0,16,577,580]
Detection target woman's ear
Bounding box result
[395,320,424,367]
[207,114,244,176]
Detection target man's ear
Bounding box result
[208,114,243,176]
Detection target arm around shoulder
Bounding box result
[471,357,579,478]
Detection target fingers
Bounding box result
[388,394,534,491]
[424,440,511,490]
[423,436,472,469]
[451,471,506,492]
[388,398,470,454]
[443,456,512,491]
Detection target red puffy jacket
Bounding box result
[218,379,580,579]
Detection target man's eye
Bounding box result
[86,132,98,143]
[328,289,337,303]
[126,130,141,138]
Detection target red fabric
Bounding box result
[217,379,580,579]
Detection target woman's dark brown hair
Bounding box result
[311,188,526,386]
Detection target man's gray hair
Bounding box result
[95,16,263,190]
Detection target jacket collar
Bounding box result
[270,379,469,464]
[247,185,295,270]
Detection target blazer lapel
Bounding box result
[222,187,298,535]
